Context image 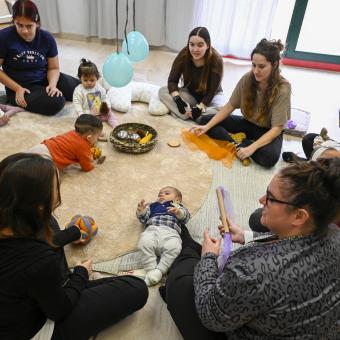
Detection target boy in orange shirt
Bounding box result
[29,114,104,172]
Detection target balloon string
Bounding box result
[116,0,119,53]
[124,0,129,54]
[133,0,136,31]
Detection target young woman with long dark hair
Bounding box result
[159,27,225,122]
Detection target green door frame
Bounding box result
[285,0,340,64]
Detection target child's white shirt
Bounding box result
[73,83,110,116]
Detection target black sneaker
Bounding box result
[282,152,307,163]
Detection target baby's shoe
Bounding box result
[145,269,163,286]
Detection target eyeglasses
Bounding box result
[265,189,298,207]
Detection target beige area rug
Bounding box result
[96,285,182,340]
[0,103,212,265]
[93,157,281,275]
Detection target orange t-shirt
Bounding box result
[43,130,94,171]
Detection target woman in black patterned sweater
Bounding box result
[160,158,340,339]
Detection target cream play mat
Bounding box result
[0,103,212,266]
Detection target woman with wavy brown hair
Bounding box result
[192,39,291,168]
[159,27,226,122]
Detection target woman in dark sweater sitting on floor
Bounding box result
[0,153,148,340]
[159,26,226,122]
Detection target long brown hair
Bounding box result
[0,153,60,244]
[243,39,287,123]
[179,27,223,95]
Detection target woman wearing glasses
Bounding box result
[160,158,340,339]
[0,0,79,115]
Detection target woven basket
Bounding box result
[109,123,158,154]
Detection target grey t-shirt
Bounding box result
[229,72,291,128]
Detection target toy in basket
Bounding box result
[110,123,158,153]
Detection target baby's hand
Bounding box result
[137,199,148,212]
[167,206,179,215]
[167,202,181,216]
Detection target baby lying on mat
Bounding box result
[136,186,190,286]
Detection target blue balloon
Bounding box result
[103,52,133,88]
[122,31,149,63]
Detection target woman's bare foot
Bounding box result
[0,115,9,127]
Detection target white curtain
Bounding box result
[191,0,279,58]
[34,0,166,46]
[34,0,278,55]
[166,0,278,57]
[165,0,196,51]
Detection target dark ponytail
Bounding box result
[279,158,340,231]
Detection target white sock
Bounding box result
[144,269,163,286]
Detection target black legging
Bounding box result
[163,226,226,340]
[5,73,80,116]
[200,114,283,168]
[302,133,318,159]
[52,275,148,340]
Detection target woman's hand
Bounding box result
[236,144,256,160]
[15,87,31,107]
[46,85,63,97]
[190,124,209,136]
[201,228,221,256]
[218,216,245,244]
[77,258,93,276]
[185,110,193,119]
[173,95,190,114]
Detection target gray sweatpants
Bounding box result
[158,86,226,121]
[138,225,182,274]
[26,143,53,160]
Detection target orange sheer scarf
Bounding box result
[181,129,237,168]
